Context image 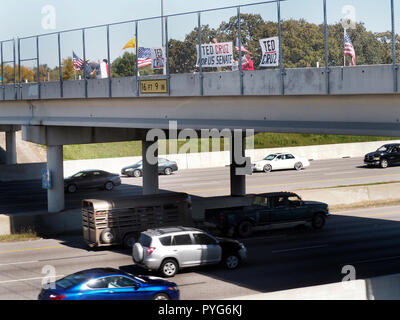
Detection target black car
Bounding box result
[64,170,121,193]
[121,158,178,177]
[364,143,400,168]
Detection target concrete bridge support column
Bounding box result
[230,130,246,197]
[47,145,65,213]
[5,130,17,165]
[142,139,159,195]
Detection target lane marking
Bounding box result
[0,245,64,254]
[0,261,39,267]
[347,255,400,265]
[0,275,64,285]
[272,244,328,254]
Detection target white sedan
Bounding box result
[252,153,310,173]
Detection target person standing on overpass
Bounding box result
[242,53,254,71]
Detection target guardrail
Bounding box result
[0,0,399,100]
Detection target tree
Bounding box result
[62,57,75,80]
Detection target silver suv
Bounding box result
[132,227,247,277]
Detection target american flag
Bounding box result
[137,47,152,68]
[73,51,83,71]
[344,30,356,66]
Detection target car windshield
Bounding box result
[135,160,143,165]
[55,272,89,289]
[263,154,276,161]
[121,271,147,284]
[72,172,85,178]
[377,146,389,152]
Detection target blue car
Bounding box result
[38,268,179,300]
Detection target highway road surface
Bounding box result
[1,157,400,214]
[1,205,400,300]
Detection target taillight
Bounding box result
[220,214,225,222]
[49,294,66,300]
[147,247,156,255]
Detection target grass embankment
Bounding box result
[62,132,399,160]
[0,231,40,242]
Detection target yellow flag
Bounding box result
[122,37,136,50]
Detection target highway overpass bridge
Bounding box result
[1,64,400,212]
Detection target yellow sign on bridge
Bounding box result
[140,79,168,94]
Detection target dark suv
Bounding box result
[364,143,400,168]
[205,192,330,238]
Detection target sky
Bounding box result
[0,0,397,68]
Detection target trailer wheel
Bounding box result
[123,233,137,249]
[100,228,115,244]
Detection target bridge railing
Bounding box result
[1,0,399,100]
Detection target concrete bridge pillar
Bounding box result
[230,131,246,197]
[142,139,159,195]
[47,145,65,213]
[5,130,17,165]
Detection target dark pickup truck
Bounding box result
[204,192,330,238]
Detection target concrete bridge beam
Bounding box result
[5,130,17,165]
[47,145,65,213]
[230,131,246,197]
[142,139,159,195]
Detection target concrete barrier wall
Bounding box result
[296,182,400,206]
[225,273,400,300]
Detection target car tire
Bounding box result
[237,220,253,238]
[263,164,272,173]
[164,167,172,175]
[224,254,240,270]
[132,243,144,263]
[67,184,77,193]
[153,293,170,300]
[133,169,142,177]
[312,213,326,230]
[100,228,115,244]
[123,233,137,249]
[380,159,388,168]
[160,259,178,278]
[294,162,303,171]
[104,181,114,191]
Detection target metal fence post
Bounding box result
[107,25,112,98]
[135,21,139,97]
[277,0,284,95]
[238,7,244,95]
[13,39,16,99]
[82,29,87,98]
[1,42,4,100]
[323,0,330,94]
[17,37,21,99]
[58,32,63,98]
[165,16,171,96]
[391,0,398,92]
[198,12,204,96]
[36,36,41,99]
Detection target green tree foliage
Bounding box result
[111,51,136,77]
[165,14,395,71]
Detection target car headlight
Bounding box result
[373,157,380,160]
[168,286,178,291]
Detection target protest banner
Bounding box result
[151,47,165,70]
[259,36,279,67]
[196,42,233,68]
